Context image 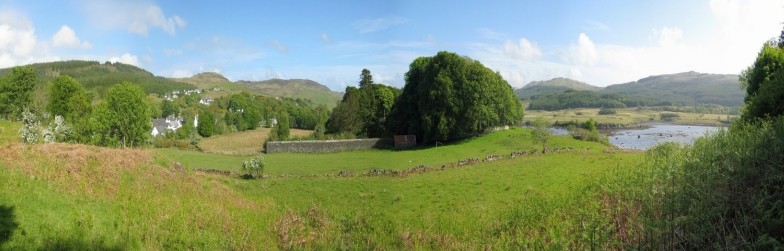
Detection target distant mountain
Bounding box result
[237,79,342,108]
[600,71,743,107]
[0,60,195,97]
[515,77,600,100]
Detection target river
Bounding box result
[608,124,721,150]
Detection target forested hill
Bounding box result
[515,77,600,100]
[237,79,342,108]
[601,71,743,107]
[0,60,195,97]
[520,72,745,110]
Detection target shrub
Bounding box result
[659,113,679,122]
[597,108,617,115]
[241,155,265,179]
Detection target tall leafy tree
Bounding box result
[388,51,523,143]
[161,100,179,118]
[359,68,373,87]
[0,66,39,118]
[197,110,215,137]
[47,75,91,121]
[740,31,784,121]
[326,69,400,137]
[100,82,151,147]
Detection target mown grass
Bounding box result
[526,107,736,126]
[198,128,312,155]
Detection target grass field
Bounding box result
[0,120,648,249]
[525,107,736,127]
[198,128,312,155]
[161,128,607,176]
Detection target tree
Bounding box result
[100,82,151,148]
[161,100,179,118]
[740,31,784,121]
[0,66,38,118]
[274,113,290,140]
[326,87,363,135]
[47,75,91,123]
[197,110,215,137]
[387,51,523,143]
[326,70,401,137]
[531,117,552,153]
[359,68,373,87]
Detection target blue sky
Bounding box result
[0,0,782,90]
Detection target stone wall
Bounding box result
[265,138,393,153]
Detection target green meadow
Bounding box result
[1,121,648,249]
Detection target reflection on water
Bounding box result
[609,124,720,150]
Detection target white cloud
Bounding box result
[567,33,599,65]
[653,27,683,47]
[352,17,407,33]
[52,25,92,49]
[108,53,140,66]
[81,1,186,36]
[0,10,60,68]
[503,38,541,60]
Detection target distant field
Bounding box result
[525,107,736,127]
[198,128,313,155]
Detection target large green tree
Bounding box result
[47,75,91,121]
[740,33,784,121]
[387,51,524,143]
[326,69,399,137]
[98,82,151,147]
[0,66,39,118]
[197,109,215,137]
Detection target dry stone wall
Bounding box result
[265,138,393,153]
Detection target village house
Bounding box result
[151,116,185,137]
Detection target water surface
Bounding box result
[609,124,720,150]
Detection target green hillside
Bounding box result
[600,71,743,106]
[0,60,195,97]
[237,79,342,108]
[515,77,600,100]
[171,72,251,98]
[523,72,744,110]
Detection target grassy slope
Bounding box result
[525,107,736,126]
[0,120,645,249]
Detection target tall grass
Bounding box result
[591,117,784,249]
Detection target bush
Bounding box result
[659,113,679,122]
[569,127,608,144]
[241,155,265,179]
[597,108,617,115]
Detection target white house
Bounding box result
[151,116,185,137]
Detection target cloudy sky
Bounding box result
[0,0,782,90]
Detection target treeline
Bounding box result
[0,60,195,97]
[0,64,327,148]
[527,90,673,110]
[327,52,523,144]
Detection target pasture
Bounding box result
[0,121,646,249]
